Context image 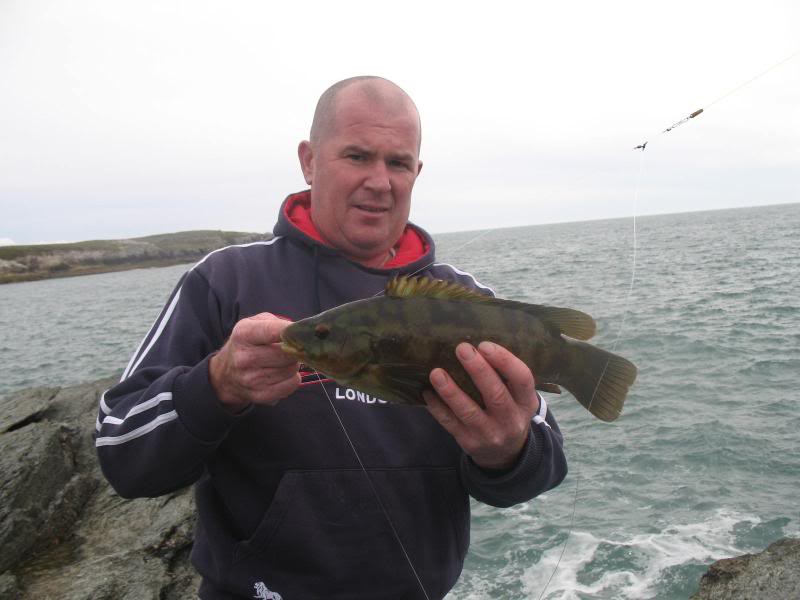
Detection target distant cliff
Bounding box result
[0,230,272,284]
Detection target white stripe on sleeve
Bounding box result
[99,390,112,415]
[533,394,551,429]
[95,410,178,447]
[122,288,183,380]
[98,392,173,428]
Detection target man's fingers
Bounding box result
[476,342,539,414]
[242,362,299,386]
[248,312,277,321]
[422,390,464,437]
[424,344,540,471]
[252,371,302,405]
[429,367,485,427]
[264,342,301,367]
[211,313,301,408]
[230,342,297,372]
[453,342,515,414]
[234,314,293,346]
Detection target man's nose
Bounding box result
[363,161,391,193]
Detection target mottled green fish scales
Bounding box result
[281,276,637,422]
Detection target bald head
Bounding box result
[309,76,422,152]
[297,76,424,267]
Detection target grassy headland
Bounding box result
[0,230,272,284]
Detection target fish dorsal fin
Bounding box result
[386,276,596,340]
[385,276,491,302]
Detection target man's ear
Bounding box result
[298,140,314,185]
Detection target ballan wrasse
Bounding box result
[281,276,637,421]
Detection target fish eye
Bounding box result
[314,324,331,340]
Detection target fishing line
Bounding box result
[312,369,432,600]
[536,150,643,600]
[635,49,799,147]
[705,49,799,110]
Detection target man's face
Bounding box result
[298,86,422,267]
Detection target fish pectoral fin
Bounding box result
[375,363,432,405]
[536,382,562,395]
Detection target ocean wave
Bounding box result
[516,509,774,600]
[447,509,785,600]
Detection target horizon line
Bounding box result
[3,200,798,247]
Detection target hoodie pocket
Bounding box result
[231,471,300,563]
[229,468,468,599]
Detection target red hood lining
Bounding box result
[283,190,429,269]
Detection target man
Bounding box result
[96,76,567,599]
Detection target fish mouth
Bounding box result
[279,336,306,361]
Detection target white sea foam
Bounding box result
[522,509,763,600]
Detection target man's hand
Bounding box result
[209,313,301,411]
[423,341,539,471]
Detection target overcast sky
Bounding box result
[1,0,798,245]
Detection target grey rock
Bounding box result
[691,537,800,600]
[0,422,79,573]
[0,573,19,599]
[0,386,57,433]
[0,378,200,600]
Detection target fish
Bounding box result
[280,276,637,422]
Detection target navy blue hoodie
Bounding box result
[95,191,567,599]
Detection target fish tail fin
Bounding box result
[561,339,637,422]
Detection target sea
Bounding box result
[1,202,798,599]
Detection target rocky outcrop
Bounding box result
[691,537,800,599]
[0,379,198,599]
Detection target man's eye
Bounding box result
[348,154,365,161]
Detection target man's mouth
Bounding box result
[355,204,389,214]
